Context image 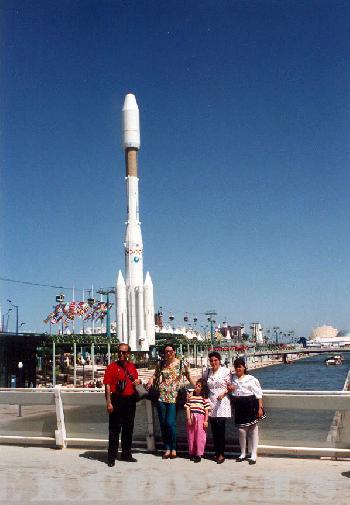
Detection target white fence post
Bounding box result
[54,386,67,448]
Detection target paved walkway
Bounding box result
[0,445,349,504]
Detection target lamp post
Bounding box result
[273,326,280,345]
[81,357,85,388]
[205,310,217,349]
[96,288,115,338]
[5,308,12,332]
[7,300,18,334]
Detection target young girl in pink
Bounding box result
[185,378,211,462]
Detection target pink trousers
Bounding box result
[186,413,207,456]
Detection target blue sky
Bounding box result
[1,0,349,337]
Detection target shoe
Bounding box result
[120,454,137,462]
[162,452,171,459]
[193,456,201,463]
[236,456,246,462]
[169,452,177,459]
[249,459,256,465]
[107,460,115,467]
[216,456,225,465]
[189,455,195,461]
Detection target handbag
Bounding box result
[176,369,188,409]
[147,362,162,403]
[123,367,148,402]
[176,385,188,408]
[134,383,149,401]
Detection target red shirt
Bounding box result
[103,361,138,396]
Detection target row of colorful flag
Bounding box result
[43,301,113,326]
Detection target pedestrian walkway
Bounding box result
[0,445,349,504]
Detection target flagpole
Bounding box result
[72,286,75,334]
[91,285,94,335]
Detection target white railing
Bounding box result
[1,387,350,457]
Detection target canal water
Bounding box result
[253,353,350,391]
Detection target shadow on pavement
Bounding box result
[341,471,350,478]
[79,450,108,463]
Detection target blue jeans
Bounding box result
[157,401,177,450]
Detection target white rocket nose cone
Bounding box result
[122,93,140,149]
[123,93,139,111]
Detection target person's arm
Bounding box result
[105,384,114,413]
[183,363,197,388]
[185,405,192,425]
[131,365,142,385]
[217,369,230,400]
[203,409,209,429]
[251,377,264,417]
[147,366,158,388]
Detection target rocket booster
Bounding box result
[116,94,155,351]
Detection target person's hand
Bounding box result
[106,402,114,414]
[133,379,142,386]
[183,363,190,376]
[203,421,208,430]
[217,393,226,401]
[258,407,264,418]
[227,384,235,393]
[187,417,192,426]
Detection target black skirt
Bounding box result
[233,395,266,427]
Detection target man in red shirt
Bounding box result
[104,343,140,466]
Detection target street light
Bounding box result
[81,357,86,388]
[205,310,217,348]
[273,326,280,345]
[96,288,115,338]
[7,300,19,334]
[5,308,12,332]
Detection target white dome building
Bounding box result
[310,325,338,341]
[308,325,350,347]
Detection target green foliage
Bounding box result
[47,334,119,345]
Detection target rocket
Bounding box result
[116,94,155,351]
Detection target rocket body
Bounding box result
[116,94,155,351]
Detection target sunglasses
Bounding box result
[164,349,174,353]
[118,350,129,355]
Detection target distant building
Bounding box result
[310,325,338,341]
[308,325,350,347]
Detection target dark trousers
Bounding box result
[210,417,226,457]
[108,394,136,462]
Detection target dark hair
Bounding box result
[233,357,248,373]
[163,342,176,354]
[195,378,209,398]
[208,351,221,362]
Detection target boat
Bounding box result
[325,357,342,366]
[333,354,344,362]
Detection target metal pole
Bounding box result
[73,342,77,387]
[52,341,56,387]
[92,285,95,335]
[15,305,19,335]
[91,343,95,382]
[106,292,111,338]
[72,287,75,334]
[107,342,111,365]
